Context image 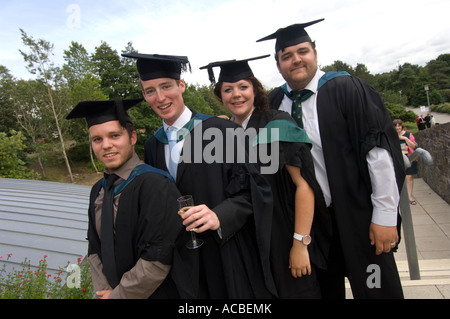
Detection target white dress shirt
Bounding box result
[279,69,399,226]
[162,106,192,170]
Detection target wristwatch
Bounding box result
[293,233,312,246]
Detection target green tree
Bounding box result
[353,63,374,86]
[0,66,20,133]
[12,79,53,177]
[427,54,450,102]
[427,54,450,90]
[118,42,141,99]
[183,83,214,115]
[91,41,122,98]
[0,130,40,179]
[409,68,443,106]
[392,63,420,104]
[19,29,74,182]
[62,41,95,88]
[197,85,230,116]
[322,60,353,74]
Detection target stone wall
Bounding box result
[413,122,450,204]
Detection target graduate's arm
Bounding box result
[87,253,113,293]
[181,194,252,241]
[107,259,170,299]
[211,186,254,241]
[285,164,314,278]
[366,147,400,255]
[181,166,254,241]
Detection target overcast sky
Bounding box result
[1,0,449,89]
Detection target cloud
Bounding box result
[1,0,449,89]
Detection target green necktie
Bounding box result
[281,84,313,128]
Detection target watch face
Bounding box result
[303,235,312,245]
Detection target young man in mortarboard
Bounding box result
[66,99,182,298]
[122,53,276,298]
[257,19,405,299]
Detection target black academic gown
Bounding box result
[269,75,405,299]
[87,166,183,297]
[144,111,276,299]
[247,109,332,298]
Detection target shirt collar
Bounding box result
[104,153,143,182]
[163,106,192,132]
[240,113,252,129]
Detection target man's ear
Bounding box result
[130,130,138,146]
[178,79,186,93]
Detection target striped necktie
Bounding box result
[281,84,313,128]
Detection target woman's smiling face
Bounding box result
[220,79,255,125]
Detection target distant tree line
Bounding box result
[0,30,449,180]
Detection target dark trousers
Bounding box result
[316,206,347,299]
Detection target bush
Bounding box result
[0,254,94,299]
[385,102,417,122]
[0,131,40,180]
[432,102,450,114]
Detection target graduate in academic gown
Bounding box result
[257,19,405,299]
[200,56,332,298]
[122,52,276,299]
[66,99,183,299]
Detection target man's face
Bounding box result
[141,78,186,126]
[276,42,318,91]
[89,120,137,174]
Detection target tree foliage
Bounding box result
[0,131,40,180]
[19,29,74,182]
[322,54,450,107]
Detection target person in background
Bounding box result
[66,99,182,298]
[122,52,276,299]
[424,113,431,129]
[430,115,436,127]
[393,119,418,205]
[418,115,426,130]
[200,55,331,298]
[257,18,405,298]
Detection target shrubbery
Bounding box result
[0,254,94,299]
[0,131,40,180]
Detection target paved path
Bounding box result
[346,178,450,299]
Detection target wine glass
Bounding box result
[177,195,204,249]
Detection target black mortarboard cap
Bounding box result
[256,18,324,52]
[66,98,143,128]
[199,54,270,85]
[121,52,191,81]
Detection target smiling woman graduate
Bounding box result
[200,55,332,298]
